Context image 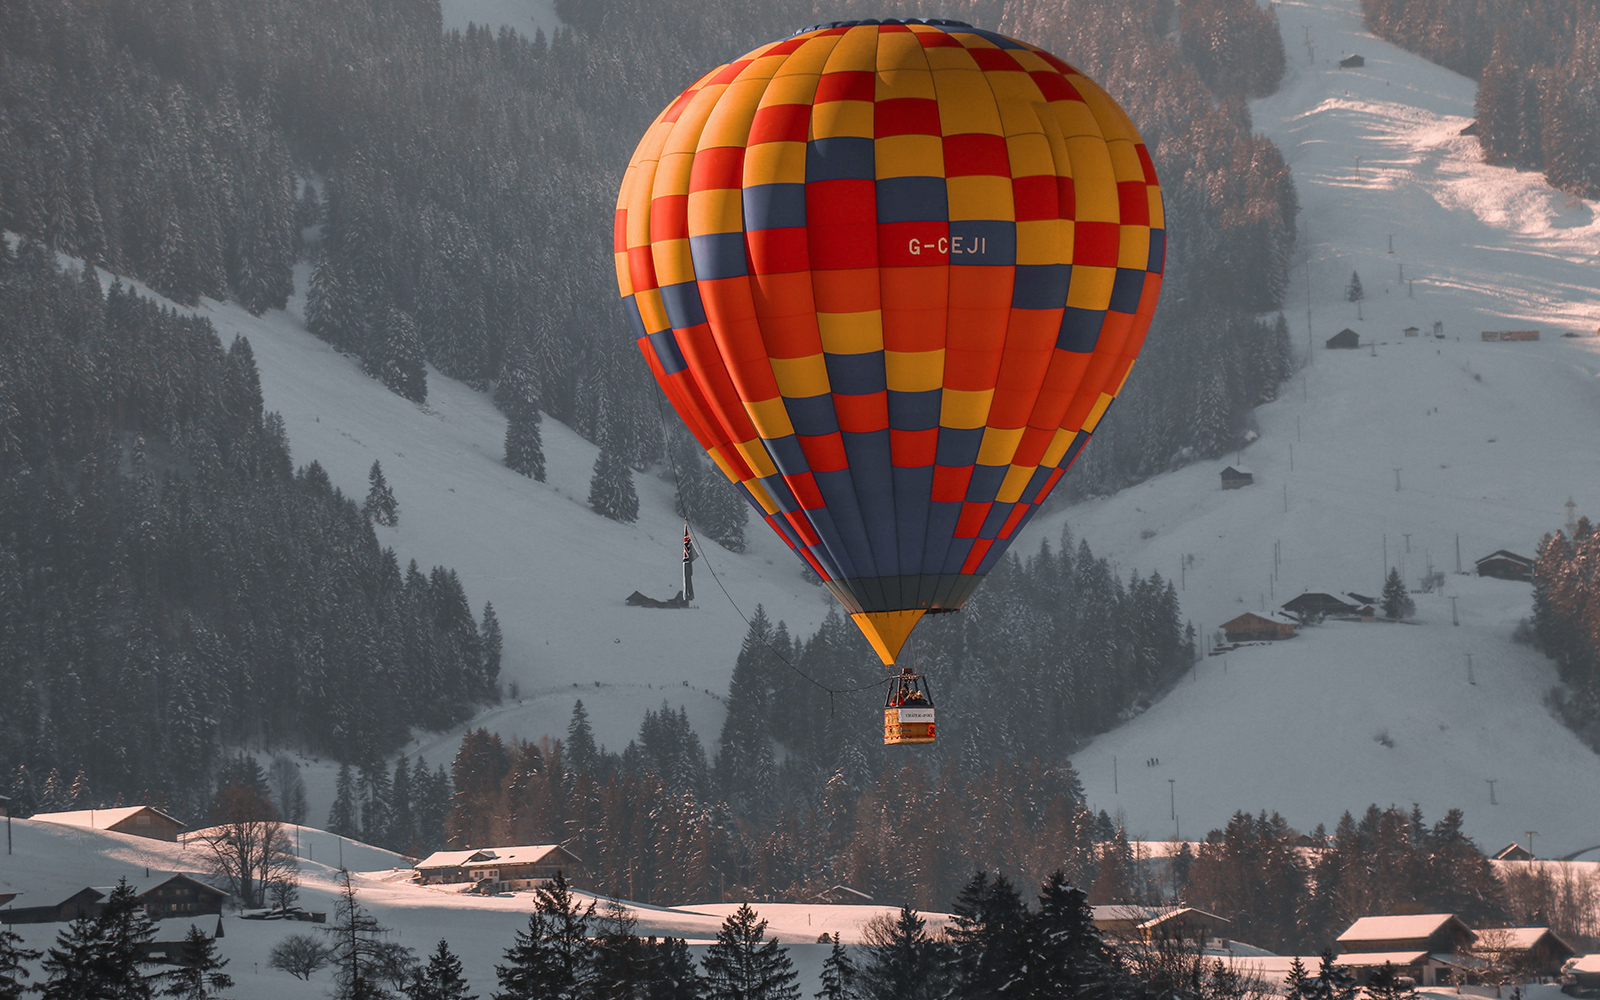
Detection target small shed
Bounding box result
[0,887,108,925]
[1475,550,1533,582]
[1221,612,1297,642]
[1403,326,1420,337]
[810,885,874,905]
[1221,466,1254,489]
[1567,954,1600,991]
[1492,842,1534,861]
[29,806,186,842]
[1340,54,1366,68]
[1326,328,1360,349]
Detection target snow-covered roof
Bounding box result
[28,806,183,831]
[1222,466,1254,476]
[1332,951,1431,967]
[1473,927,1573,953]
[1568,954,1600,974]
[1336,914,1468,943]
[414,845,573,871]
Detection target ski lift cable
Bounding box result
[652,392,891,708]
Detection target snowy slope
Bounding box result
[0,820,937,997]
[1020,0,1600,855]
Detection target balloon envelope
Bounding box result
[615,18,1164,665]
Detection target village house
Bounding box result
[1282,592,1365,620]
[1092,905,1231,944]
[1473,927,1577,980]
[1403,326,1420,337]
[138,874,229,920]
[0,886,115,924]
[1335,913,1477,986]
[1221,612,1298,643]
[28,805,186,842]
[1326,328,1361,349]
[1221,466,1254,490]
[1475,550,1534,582]
[413,844,585,891]
[1566,954,1600,993]
[1492,842,1535,861]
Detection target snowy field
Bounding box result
[0,820,925,996]
[1026,0,1600,855]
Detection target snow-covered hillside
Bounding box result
[1022,0,1600,855]
[0,820,908,997]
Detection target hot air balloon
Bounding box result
[615,18,1165,737]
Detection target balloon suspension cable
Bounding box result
[653,391,890,714]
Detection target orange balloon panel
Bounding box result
[616,18,1165,665]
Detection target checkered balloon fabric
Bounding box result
[615,19,1165,665]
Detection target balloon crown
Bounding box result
[792,17,974,34]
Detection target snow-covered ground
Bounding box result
[1023,0,1600,855]
[0,820,930,996]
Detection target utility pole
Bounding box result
[1394,468,1402,491]
[1290,444,1294,470]
[1567,497,1578,535]
[1398,262,1403,284]
[1383,534,1388,576]
[1283,484,1288,512]
[1486,779,1497,806]
[1355,154,1361,179]
[1113,756,1118,794]
[1455,533,1462,574]
[1451,596,1460,626]
[1297,415,1302,442]
[1467,652,1475,685]
[1169,779,1176,820]
[1408,279,1414,298]
[1525,831,1538,857]
[1388,234,1394,253]
[1403,533,1411,554]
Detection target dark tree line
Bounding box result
[1,0,1298,531]
[1362,0,1600,198]
[1532,516,1600,751]
[0,242,498,821]
[715,526,1194,823]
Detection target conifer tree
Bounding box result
[0,925,40,1000]
[567,701,598,776]
[858,908,939,1000]
[588,435,638,523]
[499,344,546,481]
[700,904,800,1000]
[365,461,399,527]
[330,763,360,838]
[479,603,503,700]
[715,608,778,820]
[946,872,1030,1000]
[815,934,858,1000]
[1346,271,1365,303]
[1026,873,1114,1000]
[1381,567,1414,619]
[405,940,476,1000]
[1314,950,1358,1000]
[159,925,233,999]
[493,872,595,1000]
[650,937,706,1000]
[1284,956,1313,1000]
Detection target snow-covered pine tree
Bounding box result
[1381,567,1415,619]
[857,907,940,1000]
[504,403,546,481]
[588,430,638,524]
[700,904,800,1000]
[160,925,233,999]
[1346,271,1364,303]
[479,602,503,700]
[405,940,473,1000]
[364,460,398,527]
[715,608,778,820]
[566,700,598,777]
[0,924,41,1000]
[380,307,428,404]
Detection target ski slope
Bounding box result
[1021,0,1600,855]
[0,820,911,997]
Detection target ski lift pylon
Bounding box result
[883,668,935,746]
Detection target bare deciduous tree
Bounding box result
[199,784,298,909]
[268,933,330,980]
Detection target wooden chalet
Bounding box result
[1221,466,1254,489]
[1282,592,1360,620]
[1473,927,1578,979]
[1333,950,1456,987]
[1475,550,1533,582]
[1339,54,1366,68]
[138,874,228,920]
[1326,328,1360,349]
[1403,326,1420,337]
[29,805,185,842]
[1492,842,1534,861]
[413,845,585,891]
[1221,612,1297,642]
